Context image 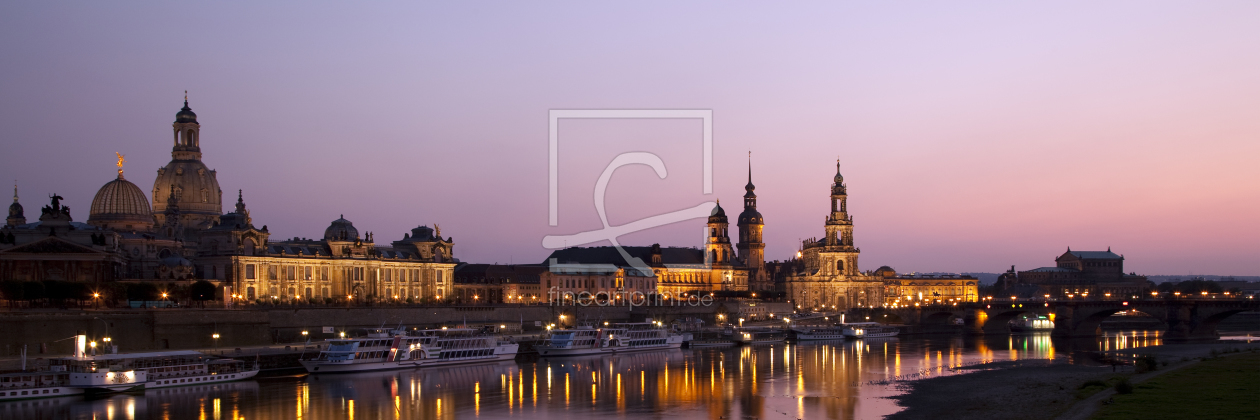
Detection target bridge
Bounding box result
[849,298,1259,341]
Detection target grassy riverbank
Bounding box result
[886,340,1260,420]
[1091,352,1260,420]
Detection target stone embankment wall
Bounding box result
[0,303,731,356]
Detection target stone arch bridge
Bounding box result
[850,299,1258,341]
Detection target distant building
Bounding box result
[876,267,979,307]
[1013,248,1151,298]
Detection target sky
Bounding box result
[1,1,1257,275]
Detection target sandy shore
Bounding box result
[885,339,1260,420]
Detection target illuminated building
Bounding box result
[781,162,884,310]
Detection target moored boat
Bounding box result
[841,322,899,339]
[538,322,683,357]
[1010,316,1054,332]
[792,326,847,341]
[301,327,517,373]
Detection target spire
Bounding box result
[745,151,755,192]
[12,181,16,203]
[834,158,844,184]
[235,189,247,214]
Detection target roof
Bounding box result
[1064,250,1122,260]
[454,263,546,284]
[1026,267,1079,273]
[543,246,708,267]
[71,350,205,361]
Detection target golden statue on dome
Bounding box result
[115,152,125,179]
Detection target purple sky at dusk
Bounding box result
[1,2,1257,275]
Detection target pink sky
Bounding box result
[1,2,1257,275]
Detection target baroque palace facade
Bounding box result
[0,98,455,303]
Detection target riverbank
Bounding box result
[886,339,1260,420]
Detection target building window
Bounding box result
[436,271,444,284]
[245,265,256,280]
[246,287,256,299]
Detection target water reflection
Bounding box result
[6,332,1164,420]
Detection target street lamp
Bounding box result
[212,333,220,350]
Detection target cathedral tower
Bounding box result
[825,161,854,249]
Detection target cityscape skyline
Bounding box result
[2,2,1257,275]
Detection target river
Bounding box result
[0,331,1165,420]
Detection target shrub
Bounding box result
[1115,378,1134,394]
[1136,356,1158,373]
[1079,380,1107,389]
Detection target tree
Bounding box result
[190,280,217,302]
[126,282,158,301]
[22,281,46,303]
[0,281,24,303]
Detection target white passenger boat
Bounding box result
[1,348,258,401]
[842,322,899,339]
[537,322,683,357]
[301,328,517,373]
[0,365,143,401]
[402,328,519,368]
[537,326,604,356]
[792,326,847,341]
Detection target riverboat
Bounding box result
[401,328,518,368]
[1010,316,1054,332]
[1,348,259,401]
[842,322,899,339]
[536,326,604,356]
[0,365,142,401]
[792,326,847,341]
[538,322,683,356]
[301,328,517,373]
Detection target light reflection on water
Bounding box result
[1,331,1164,420]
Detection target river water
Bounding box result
[0,331,1165,420]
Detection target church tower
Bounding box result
[825,161,853,248]
[706,201,735,267]
[822,160,858,276]
[736,155,765,282]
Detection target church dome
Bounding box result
[324,215,360,241]
[708,201,728,224]
[737,208,763,225]
[175,99,197,123]
[152,160,222,224]
[89,176,154,230]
